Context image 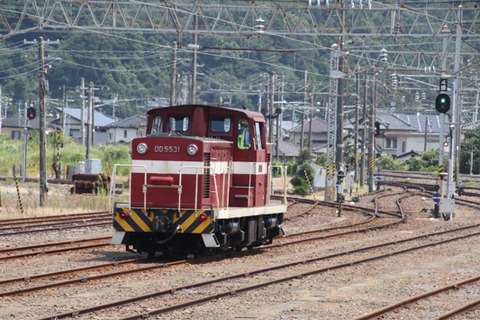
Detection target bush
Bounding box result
[293,185,309,195]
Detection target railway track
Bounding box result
[355,274,480,319]
[2,185,478,319]
[0,236,112,261]
[0,198,390,296]
[0,186,453,319]
[0,211,111,236]
[36,223,480,320]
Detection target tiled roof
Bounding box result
[1,116,55,129]
[274,140,300,157]
[376,110,448,133]
[289,117,328,133]
[55,107,116,127]
[104,115,147,128]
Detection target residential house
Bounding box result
[374,110,449,158]
[290,110,449,160]
[288,117,328,150]
[1,116,56,140]
[103,115,147,144]
[50,107,116,145]
[272,140,301,163]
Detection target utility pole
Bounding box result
[190,14,198,105]
[308,81,315,150]
[360,72,367,187]
[301,70,307,149]
[86,82,94,160]
[24,37,60,205]
[170,41,178,106]
[453,5,462,190]
[38,36,47,206]
[367,75,376,192]
[269,72,275,143]
[336,0,346,175]
[423,116,429,152]
[80,77,86,146]
[22,102,28,183]
[62,84,66,133]
[354,75,359,189]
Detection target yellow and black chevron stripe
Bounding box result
[113,208,214,234]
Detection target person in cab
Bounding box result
[237,119,251,150]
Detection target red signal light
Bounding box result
[119,210,128,219]
[374,121,380,137]
[198,213,208,221]
[27,107,36,120]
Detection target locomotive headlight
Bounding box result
[186,144,198,156]
[136,143,148,154]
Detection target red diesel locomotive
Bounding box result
[110,104,287,257]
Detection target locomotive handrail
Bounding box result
[226,161,232,209]
[268,164,287,206]
[178,165,221,215]
[109,164,148,213]
[248,162,253,208]
[222,162,232,209]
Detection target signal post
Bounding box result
[435,78,455,220]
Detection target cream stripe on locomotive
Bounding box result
[114,208,214,234]
[131,159,267,175]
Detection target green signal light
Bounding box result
[435,93,450,114]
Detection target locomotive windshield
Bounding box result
[169,115,189,132]
[151,116,163,134]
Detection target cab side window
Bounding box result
[211,117,231,133]
[237,119,251,150]
[151,116,163,134]
[254,122,264,150]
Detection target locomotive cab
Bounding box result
[110,105,287,257]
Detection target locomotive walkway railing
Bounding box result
[178,165,221,215]
[268,165,288,206]
[109,164,148,213]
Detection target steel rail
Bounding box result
[0,241,112,262]
[0,211,110,226]
[0,216,112,232]
[0,207,384,295]
[0,259,187,298]
[435,298,480,320]
[0,257,139,286]
[0,221,111,237]
[0,236,111,254]
[355,275,480,320]
[39,223,480,320]
[121,229,480,320]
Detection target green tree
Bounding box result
[459,128,480,174]
[376,154,404,170]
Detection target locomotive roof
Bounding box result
[147,104,265,122]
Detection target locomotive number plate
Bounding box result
[154,145,180,153]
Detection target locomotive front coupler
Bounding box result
[154,224,183,246]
